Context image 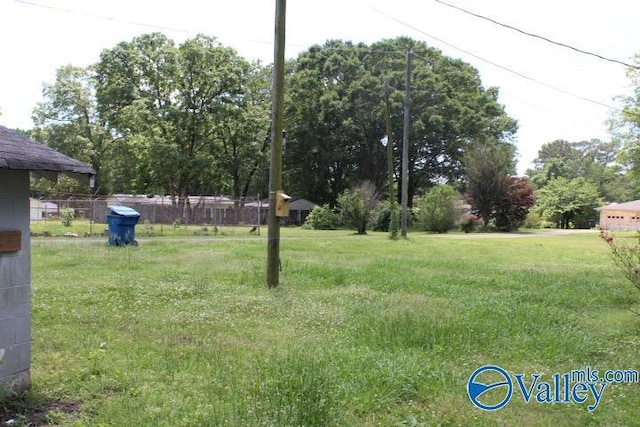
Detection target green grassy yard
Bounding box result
[3,229,640,426]
[30,219,264,238]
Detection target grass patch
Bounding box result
[4,229,639,425]
[30,219,266,239]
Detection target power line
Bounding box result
[14,0,276,49]
[358,0,624,113]
[15,0,190,34]
[434,0,640,70]
[500,91,607,133]
[15,0,406,58]
[413,49,632,134]
[15,0,638,123]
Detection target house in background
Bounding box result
[288,198,318,224]
[246,197,318,225]
[0,125,95,397]
[29,198,59,221]
[596,200,640,230]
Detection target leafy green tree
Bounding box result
[533,139,582,168]
[337,181,379,234]
[96,33,255,216]
[415,184,459,233]
[529,157,572,188]
[613,54,640,173]
[217,64,271,204]
[527,138,634,202]
[284,37,517,205]
[284,40,385,205]
[463,141,516,228]
[533,177,603,229]
[31,65,114,195]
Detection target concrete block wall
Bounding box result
[0,169,31,396]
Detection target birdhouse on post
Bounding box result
[275,191,291,217]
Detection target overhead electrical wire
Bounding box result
[15,0,413,59]
[14,0,275,47]
[434,0,640,70]
[300,43,612,128]
[15,0,190,34]
[407,49,613,129]
[499,92,606,132]
[15,0,635,121]
[357,0,626,114]
[14,0,414,59]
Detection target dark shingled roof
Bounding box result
[0,125,95,184]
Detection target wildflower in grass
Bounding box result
[600,230,640,292]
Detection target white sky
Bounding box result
[0,0,638,174]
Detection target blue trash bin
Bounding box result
[107,205,141,246]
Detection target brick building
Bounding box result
[596,200,640,231]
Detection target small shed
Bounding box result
[245,197,317,225]
[288,198,318,224]
[29,198,59,221]
[0,125,95,397]
[596,200,640,231]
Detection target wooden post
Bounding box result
[401,47,412,238]
[385,79,397,240]
[267,0,286,288]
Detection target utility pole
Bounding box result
[266,0,286,288]
[384,79,397,240]
[401,47,412,238]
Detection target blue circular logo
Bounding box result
[467,365,513,411]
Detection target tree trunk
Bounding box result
[483,213,491,229]
[241,134,270,203]
[358,223,367,234]
[233,171,242,208]
[177,184,190,224]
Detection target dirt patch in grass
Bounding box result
[1,395,82,426]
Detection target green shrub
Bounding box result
[337,181,379,234]
[143,219,155,236]
[371,201,391,231]
[373,201,400,238]
[541,220,556,229]
[60,208,75,227]
[523,211,542,229]
[415,185,459,233]
[302,205,341,230]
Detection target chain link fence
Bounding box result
[30,195,269,235]
[32,196,268,225]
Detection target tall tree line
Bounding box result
[283,38,517,206]
[30,33,517,207]
[525,138,635,228]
